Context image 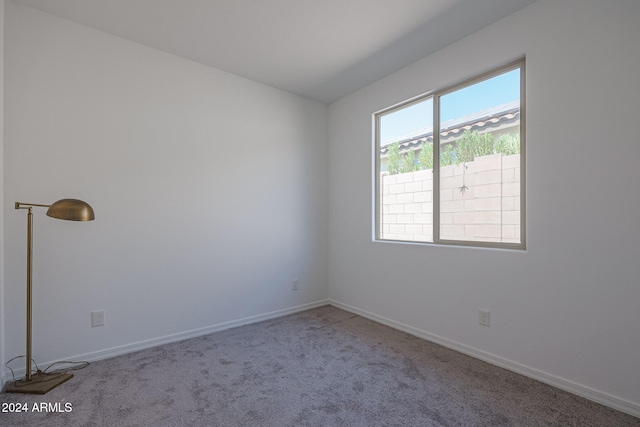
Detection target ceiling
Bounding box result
[10,0,537,104]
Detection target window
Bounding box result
[375,59,525,249]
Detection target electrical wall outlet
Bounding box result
[292,279,299,291]
[91,310,105,327]
[479,310,490,327]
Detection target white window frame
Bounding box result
[374,58,526,250]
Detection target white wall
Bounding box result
[3,2,328,375]
[0,0,5,389]
[328,0,640,416]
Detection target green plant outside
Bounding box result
[384,130,520,175]
[401,150,418,173]
[386,141,401,175]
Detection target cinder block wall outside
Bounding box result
[380,153,521,243]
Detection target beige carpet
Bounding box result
[1,305,638,426]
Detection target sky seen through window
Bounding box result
[380,69,520,145]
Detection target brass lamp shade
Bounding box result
[46,198,95,222]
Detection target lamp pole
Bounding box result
[15,203,50,382]
[26,206,33,382]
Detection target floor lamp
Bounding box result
[5,199,95,394]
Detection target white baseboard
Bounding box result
[4,299,330,381]
[328,299,640,419]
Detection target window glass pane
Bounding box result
[438,68,521,244]
[378,98,433,242]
